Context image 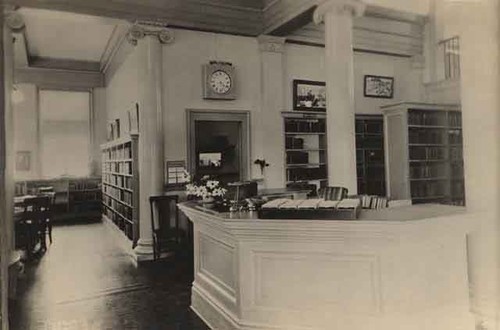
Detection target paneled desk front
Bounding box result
[179,202,474,330]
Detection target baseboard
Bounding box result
[102,215,137,266]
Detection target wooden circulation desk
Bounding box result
[178,202,475,330]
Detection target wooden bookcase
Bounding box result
[283,111,328,192]
[355,115,386,196]
[15,177,102,221]
[68,178,102,215]
[101,134,139,245]
[382,102,464,205]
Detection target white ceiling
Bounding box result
[19,8,119,62]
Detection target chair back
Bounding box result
[149,196,178,233]
[21,196,51,223]
[318,186,348,201]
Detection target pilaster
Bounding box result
[257,35,286,188]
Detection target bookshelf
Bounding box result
[68,178,102,215]
[101,134,139,245]
[382,102,464,205]
[15,177,102,221]
[283,111,328,192]
[355,115,386,196]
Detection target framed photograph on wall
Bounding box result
[363,75,394,98]
[128,103,139,133]
[16,151,31,171]
[293,79,326,112]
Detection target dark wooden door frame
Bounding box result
[186,109,251,181]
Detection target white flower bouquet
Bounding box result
[184,172,227,200]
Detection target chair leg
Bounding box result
[48,221,53,244]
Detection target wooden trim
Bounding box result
[186,109,251,182]
[30,56,101,72]
[15,67,104,89]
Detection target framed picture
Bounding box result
[363,75,394,98]
[115,118,121,139]
[128,103,139,133]
[293,79,326,112]
[165,160,188,190]
[16,151,31,171]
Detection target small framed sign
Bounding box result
[293,79,326,112]
[363,75,394,99]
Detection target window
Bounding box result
[439,36,460,80]
[39,90,91,178]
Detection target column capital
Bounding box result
[126,21,175,46]
[5,10,25,33]
[257,35,286,53]
[313,0,366,24]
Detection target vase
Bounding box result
[201,196,215,209]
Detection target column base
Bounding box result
[133,238,155,263]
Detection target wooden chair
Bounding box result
[18,196,52,257]
[318,186,348,201]
[149,195,184,260]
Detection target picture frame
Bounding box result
[15,151,31,171]
[128,103,139,133]
[107,121,114,141]
[165,160,188,190]
[363,75,394,99]
[293,79,326,112]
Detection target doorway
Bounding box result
[187,110,250,184]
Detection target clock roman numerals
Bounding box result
[210,70,232,94]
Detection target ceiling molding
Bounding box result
[15,66,104,88]
[100,22,131,73]
[262,0,318,35]
[30,56,101,72]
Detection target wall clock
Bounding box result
[202,61,236,100]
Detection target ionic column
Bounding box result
[314,0,365,194]
[257,35,286,188]
[127,23,174,262]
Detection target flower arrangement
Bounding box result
[184,172,227,200]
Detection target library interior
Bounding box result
[0,0,499,329]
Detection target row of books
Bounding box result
[103,174,133,189]
[409,128,445,145]
[448,130,463,144]
[408,110,462,127]
[284,119,326,133]
[103,186,133,205]
[286,167,327,182]
[104,207,133,240]
[410,181,445,198]
[68,179,100,191]
[102,162,132,174]
[408,110,447,126]
[410,164,446,179]
[409,146,447,161]
[102,143,132,161]
[360,195,388,209]
[103,197,133,220]
[70,191,101,202]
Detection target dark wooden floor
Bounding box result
[9,222,209,330]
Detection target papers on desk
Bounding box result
[336,198,361,209]
[261,198,360,210]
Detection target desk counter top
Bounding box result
[180,201,466,223]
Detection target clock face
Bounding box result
[209,70,232,94]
